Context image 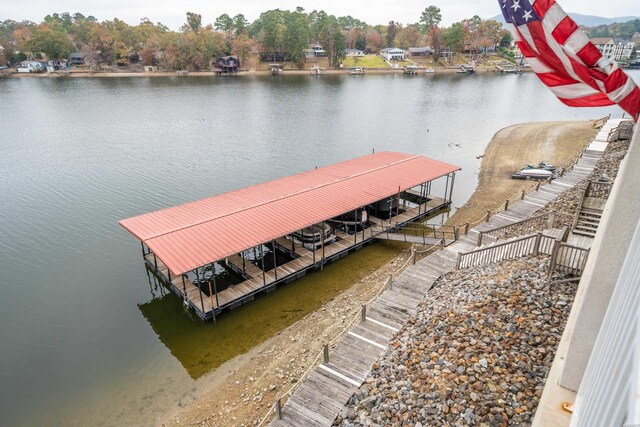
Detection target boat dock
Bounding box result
[120,152,460,320]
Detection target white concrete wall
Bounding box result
[560,125,640,391]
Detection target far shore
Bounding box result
[5,65,529,78]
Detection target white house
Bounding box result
[17,60,44,73]
[613,41,635,62]
[345,48,364,57]
[380,47,405,61]
[591,37,635,62]
[591,37,616,60]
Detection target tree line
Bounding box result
[0,7,512,70]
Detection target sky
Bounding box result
[1,0,637,30]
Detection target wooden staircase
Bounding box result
[573,208,603,237]
[572,181,611,237]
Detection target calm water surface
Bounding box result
[0,72,635,426]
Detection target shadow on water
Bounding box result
[138,240,405,379]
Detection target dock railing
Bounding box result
[377,222,458,243]
[258,239,444,426]
[457,232,557,270]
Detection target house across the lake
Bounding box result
[380,48,405,61]
[408,47,432,57]
[69,52,86,66]
[17,60,44,73]
[345,48,365,57]
[260,52,290,62]
[212,55,240,73]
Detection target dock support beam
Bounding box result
[212,270,219,308]
[272,240,278,280]
[195,268,205,313]
[260,245,266,287]
[448,173,456,204]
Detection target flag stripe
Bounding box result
[500,0,639,121]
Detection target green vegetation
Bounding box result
[342,55,389,68]
[587,19,640,40]
[0,6,511,70]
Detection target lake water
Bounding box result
[0,71,635,426]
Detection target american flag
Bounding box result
[500,0,639,121]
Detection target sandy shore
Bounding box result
[447,121,598,228]
[158,120,596,427]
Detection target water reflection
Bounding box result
[137,241,403,379]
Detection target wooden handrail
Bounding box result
[476,211,571,247]
[458,233,557,270]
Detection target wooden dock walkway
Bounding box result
[269,146,604,426]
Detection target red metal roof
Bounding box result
[119,152,460,276]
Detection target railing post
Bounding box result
[275,398,282,420]
[323,344,329,363]
[456,252,461,270]
[536,181,541,191]
[387,273,393,290]
[486,211,491,223]
[547,212,556,229]
[464,222,469,235]
[361,305,367,322]
[504,199,509,211]
[453,226,459,241]
[440,238,445,249]
[547,240,560,283]
[477,232,483,247]
[533,233,541,255]
[521,189,525,200]
[411,250,417,265]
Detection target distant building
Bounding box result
[260,52,290,62]
[212,55,240,73]
[591,37,635,62]
[613,42,635,62]
[45,59,67,72]
[311,44,327,57]
[69,52,86,66]
[380,48,405,61]
[407,47,432,57]
[345,48,365,57]
[591,37,616,60]
[17,60,44,73]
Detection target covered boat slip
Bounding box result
[120,152,460,320]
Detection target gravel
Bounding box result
[333,257,576,426]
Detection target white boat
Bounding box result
[425,67,435,73]
[512,168,555,180]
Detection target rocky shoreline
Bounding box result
[333,257,575,427]
[333,128,631,427]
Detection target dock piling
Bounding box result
[323,344,330,363]
[275,398,282,420]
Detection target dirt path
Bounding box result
[447,121,597,227]
[160,120,598,427]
